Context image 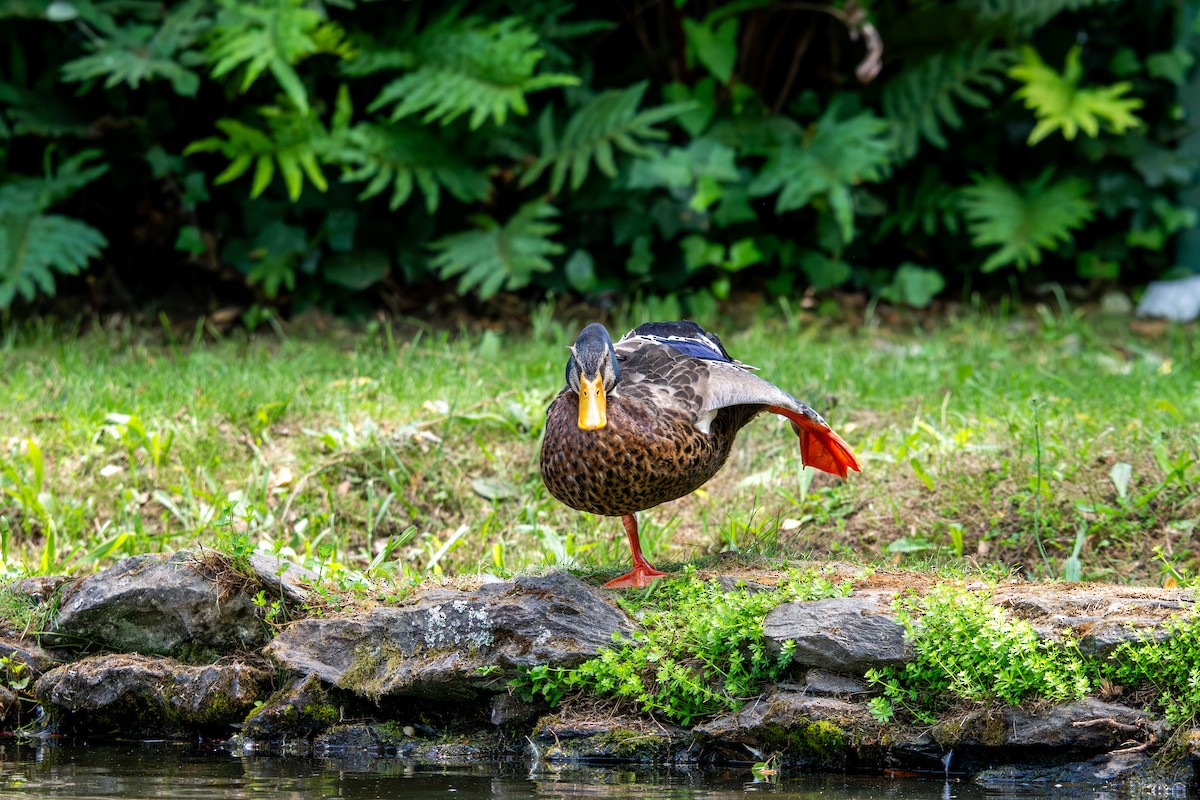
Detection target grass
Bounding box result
[0,296,1198,588]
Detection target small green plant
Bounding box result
[865,584,1092,724]
[1104,613,1200,727]
[513,567,850,725]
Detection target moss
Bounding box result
[340,641,407,698]
[592,727,664,760]
[756,720,850,767]
[797,720,848,763]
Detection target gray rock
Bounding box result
[34,653,270,735]
[51,552,266,657]
[533,713,692,763]
[930,697,1163,750]
[974,750,1152,789]
[490,692,545,727]
[1078,619,1174,658]
[9,575,70,603]
[803,669,870,696]
[249,552,318,606]
[1137,274,1200,322]
[240,674,342,741]
[313,723,383,755]
[694,689,878,767]
[265,572,634,699]
[763,596,910,672]
[0,637,62,677]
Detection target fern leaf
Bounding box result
[522,82,695,194]
[327,121,491,213]
[61,0,209,96]
[747,102,893,242]
[963,0,1118,32]
[960,170,1096,272]
[430,201,563,298]
[878,167,962,238]
[883,44,1014,161]
[208,0,350,112]
[368,16,577,129]
[0,148,111,306]
[0,214,108,306]
[1009,46,1143,145]
[185,106,328,201]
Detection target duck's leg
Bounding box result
[604,514,667,589]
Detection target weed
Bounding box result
[1104,614,1200,727]
[865,584,1092,723]
[512,566,851,725]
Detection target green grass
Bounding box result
[0,299,1198,587]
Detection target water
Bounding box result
[0,742,1114,799]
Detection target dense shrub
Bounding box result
[0,0,1196,314]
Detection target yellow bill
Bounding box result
[577,373,607,430]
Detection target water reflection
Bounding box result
[0,741,1104,799]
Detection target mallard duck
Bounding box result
[540,320,861,588]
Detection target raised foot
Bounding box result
[603,566,667,589]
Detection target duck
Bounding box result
[540,320,861,589]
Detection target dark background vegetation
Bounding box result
[0,0,1197,323]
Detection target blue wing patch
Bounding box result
[626,320,734,363]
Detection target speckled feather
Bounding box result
[540,322,836,517]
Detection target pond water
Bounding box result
[0,742,1115,800]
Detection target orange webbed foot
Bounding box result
[604,565,667,589]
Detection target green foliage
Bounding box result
[960,170,1096,272]
[1009,45,1144,145]
[207,0,350,114]
[514,567,852,725]
[1105,614,1200,726]
[746,101,893,242]
[522,82,694,194]
[883,44,1013,161]
[329,120,490,213]
[60,0,210,96]
[0,150,109,307]
[430,201,564,298]
[0,0,1193,310]
[364,15,578,129]
[866,585,1092,724]
[185,105,330,201]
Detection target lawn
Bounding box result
[1,298,1198,587]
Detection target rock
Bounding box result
[51,552,266,657]
[0,685,17,719]
[489,693,545,727]
[34,653,271,736]
[9,575,70,603]
[974,750,1153,789]
[249,552,317,606]
[1077,620,1174,658]
[240,674,343,741]
[1137,274,1200,322]
[265,572,634,699]
[802,669,870,696]
[763,596,910,673]
[313,723,384,754]
[532,712,693,763]
[931,697,1163,751]
[0,636,62,677]
[694,690,878,767]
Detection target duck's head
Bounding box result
[566,323,620,431]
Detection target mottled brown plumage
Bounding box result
[540,320,860,588]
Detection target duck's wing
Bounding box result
[698,360,861,478]
[614,322,860,479]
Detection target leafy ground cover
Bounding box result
[1,299,1198,587]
